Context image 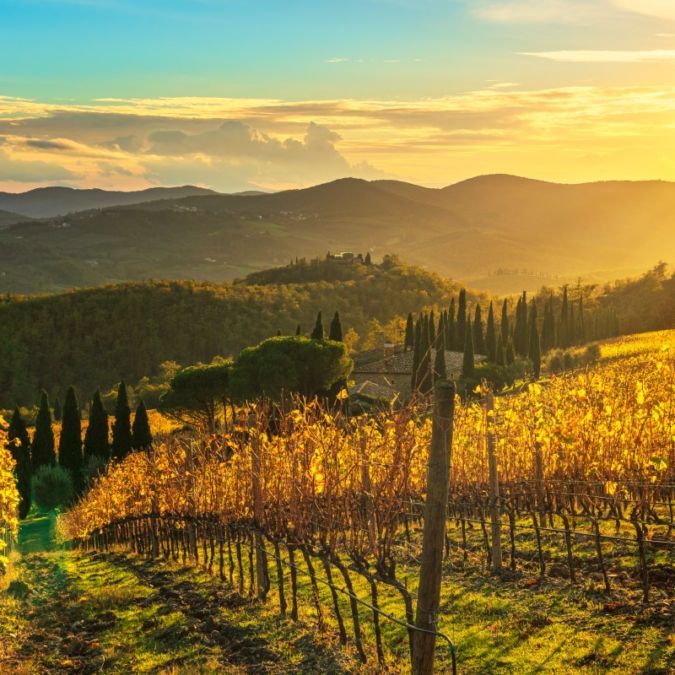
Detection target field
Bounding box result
[0,330,672,673]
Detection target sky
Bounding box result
[2,0,675,191]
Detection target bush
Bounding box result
[32,465,74,512]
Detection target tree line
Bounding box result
[407,283,623,394]
[4,382,152,519]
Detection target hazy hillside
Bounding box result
[0,185,217,219]
[0,175,672,294]
[0,209,30,228]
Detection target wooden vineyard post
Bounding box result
[486,392,502,571]
[534,442,546,528]
[413,380,455,675]
[249,413,270,600]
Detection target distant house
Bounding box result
[350,343,485,400]
[329,252,365,264]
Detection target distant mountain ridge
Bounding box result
[0,174,672,294]
[0,185,218,219]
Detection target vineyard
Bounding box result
[59,330,675,672]
[0,428,19,572]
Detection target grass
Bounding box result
[0,520,673,673]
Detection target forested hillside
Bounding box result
[0,259,672,409]
[0,259,467,406]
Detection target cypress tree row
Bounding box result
[111,381,132,461]
[428,310,436,344]
[404,313,414,352]
[505,339,515,366]
[131,400,153,451]
[328,311,343,342]
[486,302,497,363]
[58,386,83,494]
[8,408,32,519]
[457,289,467,350]
[311,312,324,340]
[473,305,486,355]
[32,390,55,472]
[569,303,577,345]
[461,317,475,379]
[84,390,110,461]
[578,297,586,344]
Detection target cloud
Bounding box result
[611,0,675,21]
[475,1,602,23]
[2,86,675,189]
[522,49,675,62]
[326,57,349,63]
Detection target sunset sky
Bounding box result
[3,0,675,191]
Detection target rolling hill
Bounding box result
[0,185,217,219]
[0,209,31,228]
[0,175,673,294]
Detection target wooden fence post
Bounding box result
[413,380,455,675]
[486,392,502,571]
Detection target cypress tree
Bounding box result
[457,289,467,349]
[516,292,529,356]
[8,408,31,519]
[111,381,132,461]
[428,310,436,345]
[32,390,55,471]
[542,294,555,353]
[447,299,456,350]
[569,302,576,345]
[437,313,445,350]
[530,320,541,379]
[505,338,515,365]
[433,332,447,382]
[404,313,414,352]
[559,286,569,347]
[500,299,509,346]
[473,305,486,355]
[328,311,343,342]
[461,317,475,379]
[364,252,372,265]
[84,390,109,461]
[58,386,83,494]
[311,312,324,340]
[527,303,538,359]
[295,324,301,336]
[486,302,497,362]
[418,316,433,395]
[53,396,62,422]
[131,400,153,451]
[410,318,422,391]
[496,333,506,367]
[578,297,586,344]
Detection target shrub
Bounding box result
[32,465,74,512]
